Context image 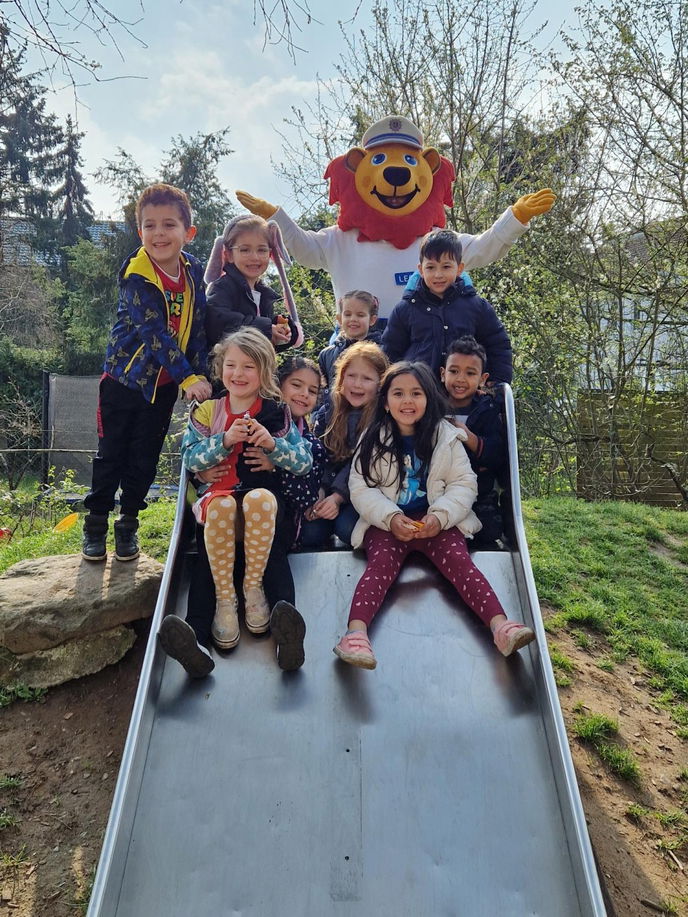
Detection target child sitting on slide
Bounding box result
[441,335,507,546]
[245,356,328,550]
[334,360,535,670]
[158,328,311,677]
[300,341,389,548]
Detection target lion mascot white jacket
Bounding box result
[234,116,554,320]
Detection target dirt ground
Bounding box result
[0,619,686,916]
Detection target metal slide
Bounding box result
[87,385,607,916]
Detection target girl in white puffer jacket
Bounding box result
[333,360,535,670]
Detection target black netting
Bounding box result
[46,374,189,491]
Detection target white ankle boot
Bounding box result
[211,596,240,649]
[244,586,270,634]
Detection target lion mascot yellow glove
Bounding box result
[236,116,554,320]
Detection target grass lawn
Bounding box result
[0,500,177,573]
[1,492,686,731]
[524,496,688,733]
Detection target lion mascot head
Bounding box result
[323,116,456,251]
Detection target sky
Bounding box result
[24,0,584,219]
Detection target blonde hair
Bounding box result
[323,341,389,462]
[211,327,281,402]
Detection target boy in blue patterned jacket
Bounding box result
[82,183,212,562]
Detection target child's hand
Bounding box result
[223,417,251,448]
[246,419,276,452]
[184,379,213,402]
[271,321,292,346]
[312,494,343,520]
[243,446,275,472]
[196,464,226,484]
[455,422,477,451]
[390,513,420,542]
[413,513,441,539]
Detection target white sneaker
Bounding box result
[211,596,240,649]
[244,586,270,634]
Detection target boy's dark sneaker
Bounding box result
[270,601,306,671]
[82,513,108,562]
[114,514,140,562]
[158,615,215,678]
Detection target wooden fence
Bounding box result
[576,391,688,507]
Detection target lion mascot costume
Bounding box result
[235,116,554,320]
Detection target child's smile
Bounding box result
[226,229,271,287]
[222,344,261,409]
[139,203,196,276]
[281,368,319,419]
[340,357,380,408]
[340,300,374,340]
[418,254,462,297]
[385,373,427,435]
[441,353,487,409]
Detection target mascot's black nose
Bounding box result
[383,166,411,188]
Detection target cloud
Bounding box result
[34,0,362,217]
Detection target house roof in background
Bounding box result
[0,217,126,265]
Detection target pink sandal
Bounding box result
[334,630,377,669]
[492,620,536,657]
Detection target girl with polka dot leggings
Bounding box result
[334,361,535,670]
[178,328,306,655]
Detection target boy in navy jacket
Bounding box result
[441,335,507,546]
[382,229,512,382]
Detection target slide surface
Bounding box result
[87,387,607,916]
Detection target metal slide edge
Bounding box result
[502,384,607,915]
[86,478,190,917]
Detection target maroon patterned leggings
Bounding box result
[349,526,506,628]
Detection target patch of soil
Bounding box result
[0,623,149,916]
[0,619,686,916]
[552,628,688,916]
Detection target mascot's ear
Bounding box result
[344,148,366,172]
[422,147,442,175]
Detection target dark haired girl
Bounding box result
[334,361,534,669]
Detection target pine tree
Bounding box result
[56,115,94,250]
[0,23,64,263]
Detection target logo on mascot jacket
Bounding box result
[324,115,456,250]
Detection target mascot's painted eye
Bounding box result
[404,154,418,166]
[371,152,387,165]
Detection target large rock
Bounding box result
[0,626,136,689]
[0,553,163,654]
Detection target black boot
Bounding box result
[114,514,139,562]
[82,513,108,562]
[270,601,306,671]
[158,615,215,678]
